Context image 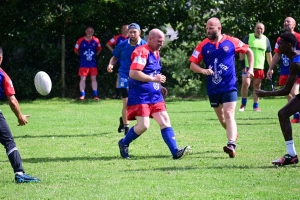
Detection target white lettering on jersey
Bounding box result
[133,56,147,65]
[192,50,200,58]
[9,80,14,88]
[238,41,244,47]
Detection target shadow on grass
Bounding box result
[13,132,113,139]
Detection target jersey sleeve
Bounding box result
[1,70,15,96]
[74,37,83,51]
[274,37,280,53]
[130,47,148,71]
[93,37,102,51]
[266,37,272,53]
[189,41,205,64]
[227,36,249,54]
[107,35,118,46]
[242,35,249,44]
[112,42,123,59]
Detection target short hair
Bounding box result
[280,32,297,47]
[0,47,2,55]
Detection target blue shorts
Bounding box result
[208,90,237,107]
[117,76,129,89]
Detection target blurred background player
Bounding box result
[74,26,102,100]
[239,22,272,112]
[267,17,300,123]
[118,28,191,159]
[107,23,146,135]
[190,17,254,158]
[0,47,40,183]
[256,33,299,166]
[106,24,128,100]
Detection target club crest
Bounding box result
[223,46,229,52]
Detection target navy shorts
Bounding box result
[208,90,238,107]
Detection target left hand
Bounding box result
[161,87,168,97]
[246,69,254,78]
[18,114,30,126]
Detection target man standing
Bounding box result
[267,17,300,123]
[118,28,191,159]
[74,26,102,100]
[256,32,299,166]
[107,23,147,135]
[0,47,40,183]
[239,22,272,112]
[189,17,254,158]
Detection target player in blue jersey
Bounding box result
[74,26,102,100]
[106,24,128,100]
[189,17,254,158]
[117,28,191,159]
[256,32,299,166]
[0,47,40,183]
[107,23,147,135]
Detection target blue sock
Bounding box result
[80,91,85,97]
[122,127,140,146]
[161,127,178,156]
[92,90,98,97]
[293,112,299,120]
[241,98,247,106]
[253,102,259,109]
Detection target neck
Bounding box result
[286,49,297,60]
[130,38,139,45]
[85,36,92,40]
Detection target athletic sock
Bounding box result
[124,124,129,134]
[241,98,247,106]
[253,102,259,109]
[227,140,236,149]
[161,127,178,156]
[293,112,299,120]
[122,127,140,145]
[92,90,98,97]
[80,91,85,97]
[286,140,297,156]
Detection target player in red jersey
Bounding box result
[0,47,40,183]
[74,26,102,100]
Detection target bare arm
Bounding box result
[129,70,166,83]
[190,62,214,75]
[7,95,29,126]
[244,47,254,77]
[106,43,114,52]
[107,56,119,73]
[267,53,280,79]
[74,49,79,56]
[96,50,101,56]
[266,52,273,68]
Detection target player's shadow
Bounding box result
[13,132,113,139]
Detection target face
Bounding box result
[254,24,264,36]
[283,17,296,32]
[85,27,94,37]
[128,29,140,42]
[121,25,128,35]
[278,39,290,55]
[149,33,165,51]
[206,21,219,41]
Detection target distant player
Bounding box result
[74,26,102,100]
[189,17,254,158]
[256,32,299,166]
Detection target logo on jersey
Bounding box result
[133,55,147,65]
[223,46,229,52]
[192,50,200,58]
[238,41,244,47]
[9,80,13,88]
[153,82,160,90]
[281,54,290,67]
[83,49,95,61]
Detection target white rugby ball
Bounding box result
[34,71,52,96]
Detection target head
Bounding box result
[85,26,95,37]
[206,17,222,41]
[128,23,141,42]
[254,22,265,37]
[283,17,296,32]
[278,32,297,55]
[121,24,128,36]
[147,28,165,51]
[0,47,3,65]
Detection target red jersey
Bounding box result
[0,68,15,98]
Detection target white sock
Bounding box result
[15,172,24,175]
[286,140,297,156]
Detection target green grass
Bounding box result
[0,97,299,199]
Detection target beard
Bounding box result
[207,32,218,40]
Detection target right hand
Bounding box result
[18,114,30,126]
[107,64,113,73]
[154,74,166,83]
[267,69,273,80]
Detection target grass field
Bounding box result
[0,97,299,199]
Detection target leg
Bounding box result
[252,78,262,111]
[222,102,238,141]
[79,76,86,93]
[289,83,300,123]
[90,75,98,98]
[240,75,250,111]
[213,105,226,130]
[122,97,129,134]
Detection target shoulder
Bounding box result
[92,36,100,42]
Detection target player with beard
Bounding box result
[267,17,300,123]
[189,17,254,158]
[256,32,299,165]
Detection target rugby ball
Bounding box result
[34,71,52,96]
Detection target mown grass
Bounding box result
[0,97,299,199]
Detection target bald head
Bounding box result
[254,22,265,37]
[147,28,165,51]
[206,17,222,41]
[284,17,296,32]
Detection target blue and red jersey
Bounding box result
[127,44,164,106]
[189,34,249,95]
[107,34,128,46]
[112,38,147,78]
[274,32,300,75]
[0,68,15,99]
[74,36,102,68]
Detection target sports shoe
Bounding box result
[239,105,245,112]
[118,117,124,133]
[79,96,85,100]
[173,146,191,160]
[290,118,300,123]
[272,154,298,166]
[253,107,261,112]
[118,139,129,159]
[223,145,236,158]
[15,173,40,183]
[93,96,99,101]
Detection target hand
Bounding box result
[161,86,168,97]
[246,69,254,78]
[255,89,267,97]
[107,64,113,73]
[18,114,30,126]
[267,69,273,80]
[154,74,166,83]
[202,69,214,76]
